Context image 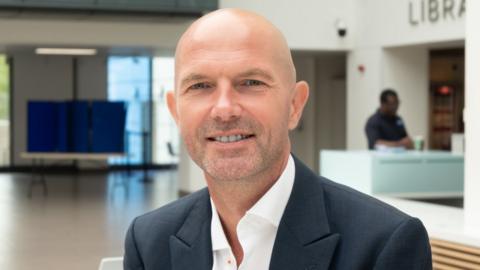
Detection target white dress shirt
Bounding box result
[210,155,295,270]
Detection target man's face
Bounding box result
[383,95,399,116]
[167,17,307,182]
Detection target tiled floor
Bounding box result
[0,170,178,270]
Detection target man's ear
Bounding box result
[288,81,309,130]
[166,90,179,124]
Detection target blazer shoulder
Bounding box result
[133,188,209,233]
[294,157,410,228]
[319,176,431,268]
[320,176,411,226]
[124,187,210,269]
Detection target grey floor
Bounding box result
[0,169,178,270]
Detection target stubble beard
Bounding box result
[184,118,287,183]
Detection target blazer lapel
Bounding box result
[170,189,213,270]
[269,157,340,270]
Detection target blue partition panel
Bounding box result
[55,101,90,152]
[71,101,89,152]
[56,102,69,152]
[91,101,126,153]
[27,100,126,153]
[27,101,58,152]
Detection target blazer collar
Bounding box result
[169,188,213,270]
[169,157,339,270]
[269,157,340,270]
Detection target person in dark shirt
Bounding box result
[365,89,413,149]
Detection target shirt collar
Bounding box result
[210,198,231,251]
[210,154,296,251]
[246,154,295,227]
[377,109,397,121]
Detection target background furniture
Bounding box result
[98,257,123,270]
[27,100,126,154]
[320,150,464,198]
[21,152,125,197]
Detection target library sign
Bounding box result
[409,0,465,25]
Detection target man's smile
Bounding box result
[207,134,255,143]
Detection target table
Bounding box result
[20,152,125,197]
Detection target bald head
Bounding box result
[166,8,310,184]
[174,9,296,90]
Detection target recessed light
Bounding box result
[35,48,97,56]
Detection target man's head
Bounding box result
[380,89,399,117]
[166,9,309,182]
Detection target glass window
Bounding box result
[107,56,152,165]
[152,57,179,165]
[0,55,10,166]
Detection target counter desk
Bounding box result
[320,150,464,198]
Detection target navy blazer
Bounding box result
[124,157,432,270]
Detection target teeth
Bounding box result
[214,134,249,143]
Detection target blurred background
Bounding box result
[0,0,479,269]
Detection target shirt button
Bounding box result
[227,259,232,264]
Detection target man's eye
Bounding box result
[243,80,264,87]
[189,82,211,90]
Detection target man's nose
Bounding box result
[210,83,241,122]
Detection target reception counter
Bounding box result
[320,150,464,198]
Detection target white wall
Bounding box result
[464,0,480,228]
[355,0,465,48]
[11,52,108,165]
[383,46,430,146]
[0,16,190,49]
[219,0,465,50]
[290,55,316,169]
[346,48,383,149]
[289,53,347,171]
[314,54,347,169]
[76,56,108,100]
[220,0,355,50]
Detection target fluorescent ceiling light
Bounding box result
[35,48,97,56]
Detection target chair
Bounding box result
[167,141,177,157]
[98,257,123,270]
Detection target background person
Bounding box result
[365,89,414,150]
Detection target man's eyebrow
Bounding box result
[237,68,274,81]
[180,73,209,88]
[179,68,274,88]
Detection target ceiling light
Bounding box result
[35,48,97,56]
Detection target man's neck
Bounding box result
[379,108,395,118]
[206,153,290,265]
[207,154,288,221]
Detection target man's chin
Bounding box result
[203,158,258,181]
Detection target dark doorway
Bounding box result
[429,48,465,150]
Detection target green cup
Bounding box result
[414,136,424,151]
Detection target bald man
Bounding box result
[124,9,432,270]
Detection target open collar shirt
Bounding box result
[210,154,295,270]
